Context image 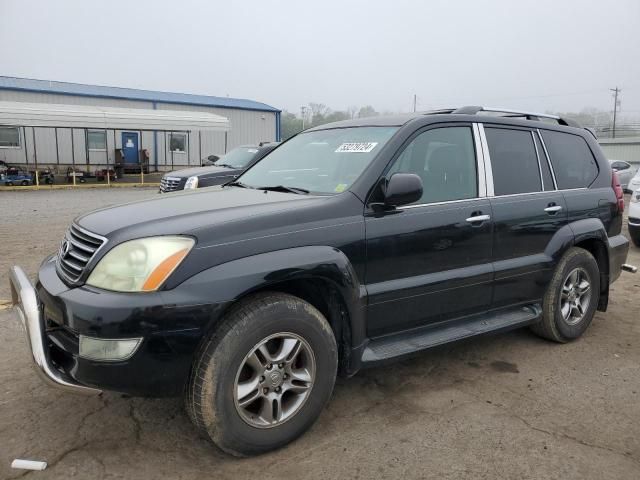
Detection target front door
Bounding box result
[122,132,139,164]
[365,124,494,337]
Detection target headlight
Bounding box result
[632,191,640,203]
[86,236,195,292]
[184,176,199,189]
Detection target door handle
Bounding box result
[465,214,491,223]
[544,205,563,213]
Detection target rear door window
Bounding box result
[541,131,598,189]
[484,127,541,196]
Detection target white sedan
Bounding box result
[611,160,638,192]
[627,168,640,195]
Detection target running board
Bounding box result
[362,304,542,364]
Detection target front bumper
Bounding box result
[9,266,101,394]
[9,260,226,397]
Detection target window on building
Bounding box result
[87,130,107,150]
[541,130,598,189]
[169,133,187,152]
[0,127,20,148]
[485,127,542,196]
[388,126,477,204]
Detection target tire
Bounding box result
[6,181,13,186]
[21,180,29,186]
[531,247,600,343]
[185,292,338,456]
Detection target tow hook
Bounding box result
[622,264,638,274]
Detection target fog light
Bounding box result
[79,336,142,361]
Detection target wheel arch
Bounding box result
[181,246,366,375]
[565,219,610,311]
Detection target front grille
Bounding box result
[160,176,182,193]
[56,224,106,284]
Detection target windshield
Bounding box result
[236,127,398,194]
[216,146,260,168]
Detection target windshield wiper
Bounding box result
[258,185,310,195]
[225,181,252,188]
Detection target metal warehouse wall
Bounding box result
[0,90,277,171]
[599,138,640,168]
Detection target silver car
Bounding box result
[610,159,637,192]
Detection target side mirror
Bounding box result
[384,173,423,207]
[207,154,220,162]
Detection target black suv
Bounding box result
[10,106,634,456]
[159,143,278,192]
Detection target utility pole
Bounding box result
[610,87,621,138]
[300,106,307,131]
[413,94,417,113]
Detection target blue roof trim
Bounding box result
[0,76,280,113]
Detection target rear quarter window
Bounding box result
[541,131,598,189]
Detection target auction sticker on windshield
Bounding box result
[335,142,378,153]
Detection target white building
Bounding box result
[0,76,281,172]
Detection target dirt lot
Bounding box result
[1,188,639,479]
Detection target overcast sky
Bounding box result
[1,0,639,117]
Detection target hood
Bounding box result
[75,186,324,240]
[163,165,236,179]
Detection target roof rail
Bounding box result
[452,106,581,128]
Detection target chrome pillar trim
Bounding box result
[531,131,545,191]
[536,129,558,190]
[8,266,102,395]
[477,124,494,196]
[472,123,487,197]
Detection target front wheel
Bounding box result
[531,247,600,343]
[185,292,338,456]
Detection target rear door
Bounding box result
[365,123,494,337]
[481,125,568,308]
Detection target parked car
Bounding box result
[610,159,637,192]
[0,171,32,186]
[629,189,640,247]
[201,154,221,166]
[10,106,635,457]
[626,167,640,194]
[159,143,279,193]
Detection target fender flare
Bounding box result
[178,245,366,351]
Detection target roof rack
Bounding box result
[452,106,581,128]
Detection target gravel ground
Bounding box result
[1,188,639,480]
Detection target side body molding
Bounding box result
[178,245,367,364]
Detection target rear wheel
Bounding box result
[185,292,338,456]
[531,247,600,342]
[21,180,29,186]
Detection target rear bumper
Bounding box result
[608,234,630,284]
[9,266,101,394]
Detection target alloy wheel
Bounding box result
[233,332,316,428]
[560,267,591,325]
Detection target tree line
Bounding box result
[281,103,382,140]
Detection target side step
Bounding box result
[362,304,542,364]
